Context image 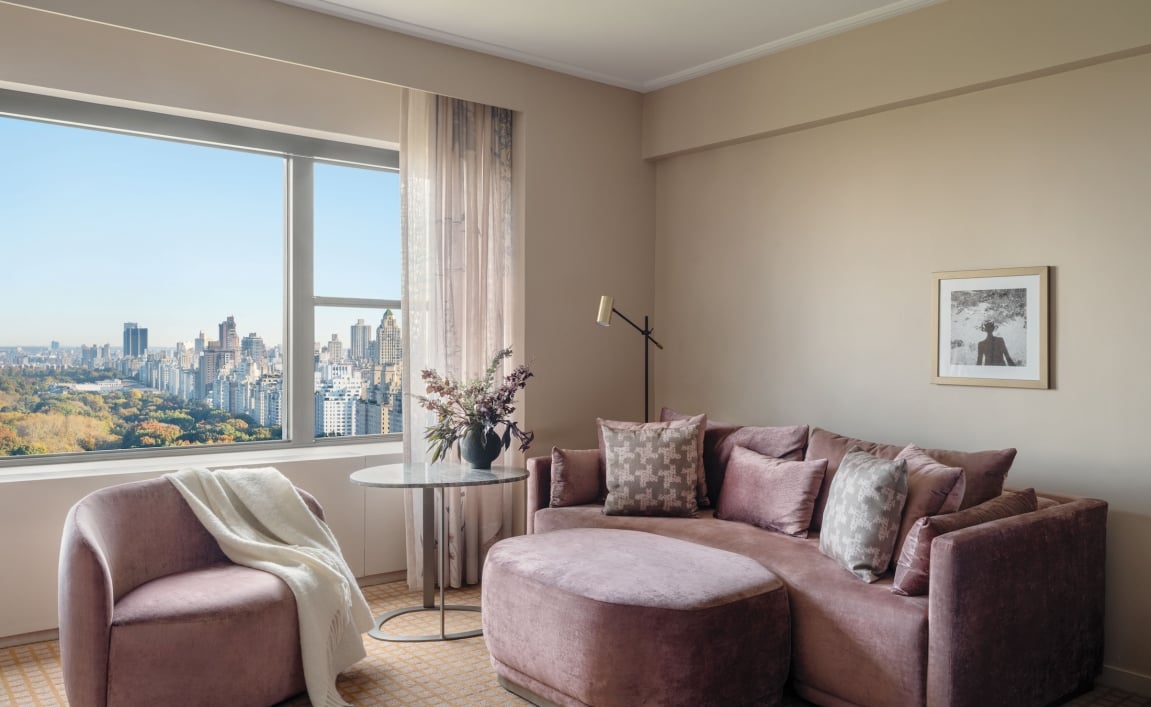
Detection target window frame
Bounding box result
[0,88,402,467]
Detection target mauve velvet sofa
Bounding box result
[525,431,1107,707]
[58,477,322,707]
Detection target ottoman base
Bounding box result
[483,528,790,707]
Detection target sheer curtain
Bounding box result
[400,89,517,589]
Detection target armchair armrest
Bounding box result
[927,498,1107,707]
[526,455,553,534]
[58,503,114,707]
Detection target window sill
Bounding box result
[0,440,404,484]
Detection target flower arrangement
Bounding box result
[415,347,534,464]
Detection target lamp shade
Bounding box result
[596,296,614,326]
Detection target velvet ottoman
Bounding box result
[482,528,790,707]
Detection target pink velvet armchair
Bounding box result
[58,476,322,707]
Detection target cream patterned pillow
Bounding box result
[602,422,701,517]
[819,447,909,582]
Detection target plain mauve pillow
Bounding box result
[598,416,707,506]
[891,444,966,568]
[892,488,1038,596]
[715,446,827,538]
[549,447,602,507]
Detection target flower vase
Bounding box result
[460,426,502,469]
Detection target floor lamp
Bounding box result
[596,295,664,421]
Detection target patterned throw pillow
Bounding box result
[602,422,701,517]
[601,415,707,507]
[819,447,909,583]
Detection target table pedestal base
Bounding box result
[368,605,482,642]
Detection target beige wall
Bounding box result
[652,41,1151,695]
[0,0,653,637]
[644,0,1151,158]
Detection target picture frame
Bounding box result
[932,266,1049,389]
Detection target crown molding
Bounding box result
[275,0,946,94]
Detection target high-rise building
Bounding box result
[315,383,357,437]
[122,322,148,358]
[241,333,266,368]
[376,310,401,367]
[219,316,240,351]
[198,346,235,401]
[349,318,372,364]
[327,334,344,363]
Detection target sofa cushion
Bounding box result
[600,415,707,508]
[892,444,966,568]
[819,448,908,583]
[922,446,1017,510]
[548,447,602,508]
[806,427,1017,528]
[715,447,827,538]
[109,562,305,707]
[602,422,701,517]
[893,488,1038,596]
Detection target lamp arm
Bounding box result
[612,308,664,350]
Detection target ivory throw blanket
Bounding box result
[166,466,374,707]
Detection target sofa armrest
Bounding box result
[526,456,553,534]
[927,498,1107,707]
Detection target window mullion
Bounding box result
[287,157,315,446]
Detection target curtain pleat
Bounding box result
[400,90,516,590]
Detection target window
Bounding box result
[0,89,401,463]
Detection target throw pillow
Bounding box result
[599,415,706,506]
[715,446,827,538]
[891,444,966,568]
[892,488,1038,596]
[711,425,810,506]
[602,422,701,517]
[819,447,908,583]
[549,447,602,507]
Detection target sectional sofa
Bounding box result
[523,423,1107,707]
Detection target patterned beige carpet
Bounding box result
[2,580,1147,706]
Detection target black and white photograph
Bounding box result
[932,267,1049,388]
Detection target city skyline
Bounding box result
[0,114,401,347]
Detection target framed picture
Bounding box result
[932,266,1049,389]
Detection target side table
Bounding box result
[350,463,528,642]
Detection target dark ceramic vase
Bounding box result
[459,426,502,469]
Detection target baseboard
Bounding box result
[357,570,406,587]
[0,628,58,649]
[1100,664,1151,697]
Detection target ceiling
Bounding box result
[273,0,944,93]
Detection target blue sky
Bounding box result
[0,115,400,349]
